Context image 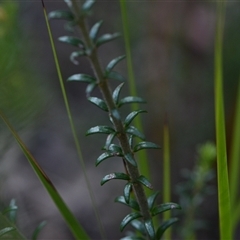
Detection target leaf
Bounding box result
[95,152,116,166]
[96,33,121,47]
[134,142,160,152]
[151,203,181,216]
[136,175,153,189]
[58,36,85,48]
[128,135,134,149]
[118,96,146,107]
[0,227,15,237]
[48,10,74,21]
[130,220,146,235]
[147,191,160,210]
[112,83,125,104]
[88,97,108,111]
[120,212,142,231]
[115,196,140,211]
[156,218,178,239]
[106,55,126,74]
[89,20,103,42]
[107,71,126,82]
[82,0,96,12]
[67,74,95,83]
[86,126,115,136]
[70,51,86,65]
[126,126,145,140]
[108,144,123,156]
[120,236,145,240]
[124,153,137,167]
[123,183,132,204]
[2,199,18,223]
[86,83,97,97]
[32,221,47,240]
[111,109,121,120]
[101,172,130,185]
[144,219,155,240]
[104,133,117,150]
[124,110,147,128]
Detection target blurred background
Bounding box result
[0,1,240,239]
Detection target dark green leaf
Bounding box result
[104,133,117,150]
[106,55,126,74]
[32,221,47,240]
[144,219,155,240]
[0,227,15,237]
[67,74,95,83]
[134,142,160,152]
[64,21,77,32]
[96,152,115,166]
[121,236,145,240]
[48,10,74,21]
[147,191,160,210]
[115,196,140,211]
[58,36,85,47]
[118,96,146,107]
[126,126,145,140]
[128,135,134,149]
[111,109,121,120]
[124,153,137,167]
[88,97,108,111]
[82,0,96,12]
[2,199,17,223]
[86,83,96,97]
[107,71,125,82]
[70,51,86,65]
[101,173,130,185]
[156,218,178,239]
[124,110,147,128]
[120,212,142,231]
[86,126,115,136]
[151,203,181,216]
[123,183,132,204]
[137,175,153,189]
[112,83,125,104]
[130,220,146,235]
[96,33,121,47]
[89,20,103,42]
[108,144,123,156]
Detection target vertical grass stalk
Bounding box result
[214,1,232,239]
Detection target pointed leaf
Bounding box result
[32,221,47,240]
[96,152,115,166]
[86,83,97,97]
[130,220,146,235]
[126,126,145,140]
[120,212,142,231]
[144,219,155,240]
[137,175,153,189]
[107,71,125,82]
[0,227,15,237]
[134,142,160,152]
[123,183,132,204]
[96,33,121,47]
[124,153,137,167]
[70,51,86,65]
[88,97,108,111]
[89,20,103,41]
[156,218,178,239]
[106,55,126,74]
[58,36,85,48]
[118,96,146,107]
[86,126,115,136]
[48,10,74,21]
[147,191,160,210]
[67,74,95,83]
[115,196,140,211]
[112,83,125,104]
[108,144,123,156]
[128,135,134,149]
[151,203,181,216]
[82,0,96,12]
[101,173,130,185]
[124,110,147,128]
[104,133,117,150]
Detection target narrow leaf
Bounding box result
[0,227,15,237]
[115,196,140,211]
[86,83,97,97]
[58,36,85,47]
[130,220,146,235]
[96,33,121,47]
[32,221,47,240]
[134,141,160,152]
[126,126,145,140]
[70,51,86,65]
[106,55,126,74]
[107,71,126,82]
[137,175,153,190]
[82,0,96,12]
[120,212,142,232]
[156,218,179,239]
[104,133,117,150]
[118,96,146,107]
[147,191,160,210]
[101,172,130,185]
[151,203,181,216]
[67,74,95,83]
[121,236,145,240]
[124,110,147,128]
[96,152,115,166]
[144,219,155,240]
[124,153,137,167]
[48,10,74,21]
[123,183,132,204]
[88,97,108,111]
[108,144,123,156]
[112,83,125,104]
[86,126,115,136]
[89,20,103,42]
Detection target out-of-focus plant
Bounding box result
[176,142,216,239]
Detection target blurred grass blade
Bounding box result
[214,2,232,239]
[163,115,172,239]
[0,112,90,240]
[41,1,106,238]
[119,0,151,194]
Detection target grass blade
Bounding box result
[214,2,232,239]
[0,111,90,240]
[41,1,106,238]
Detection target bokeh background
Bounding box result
[1,1,240,239]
